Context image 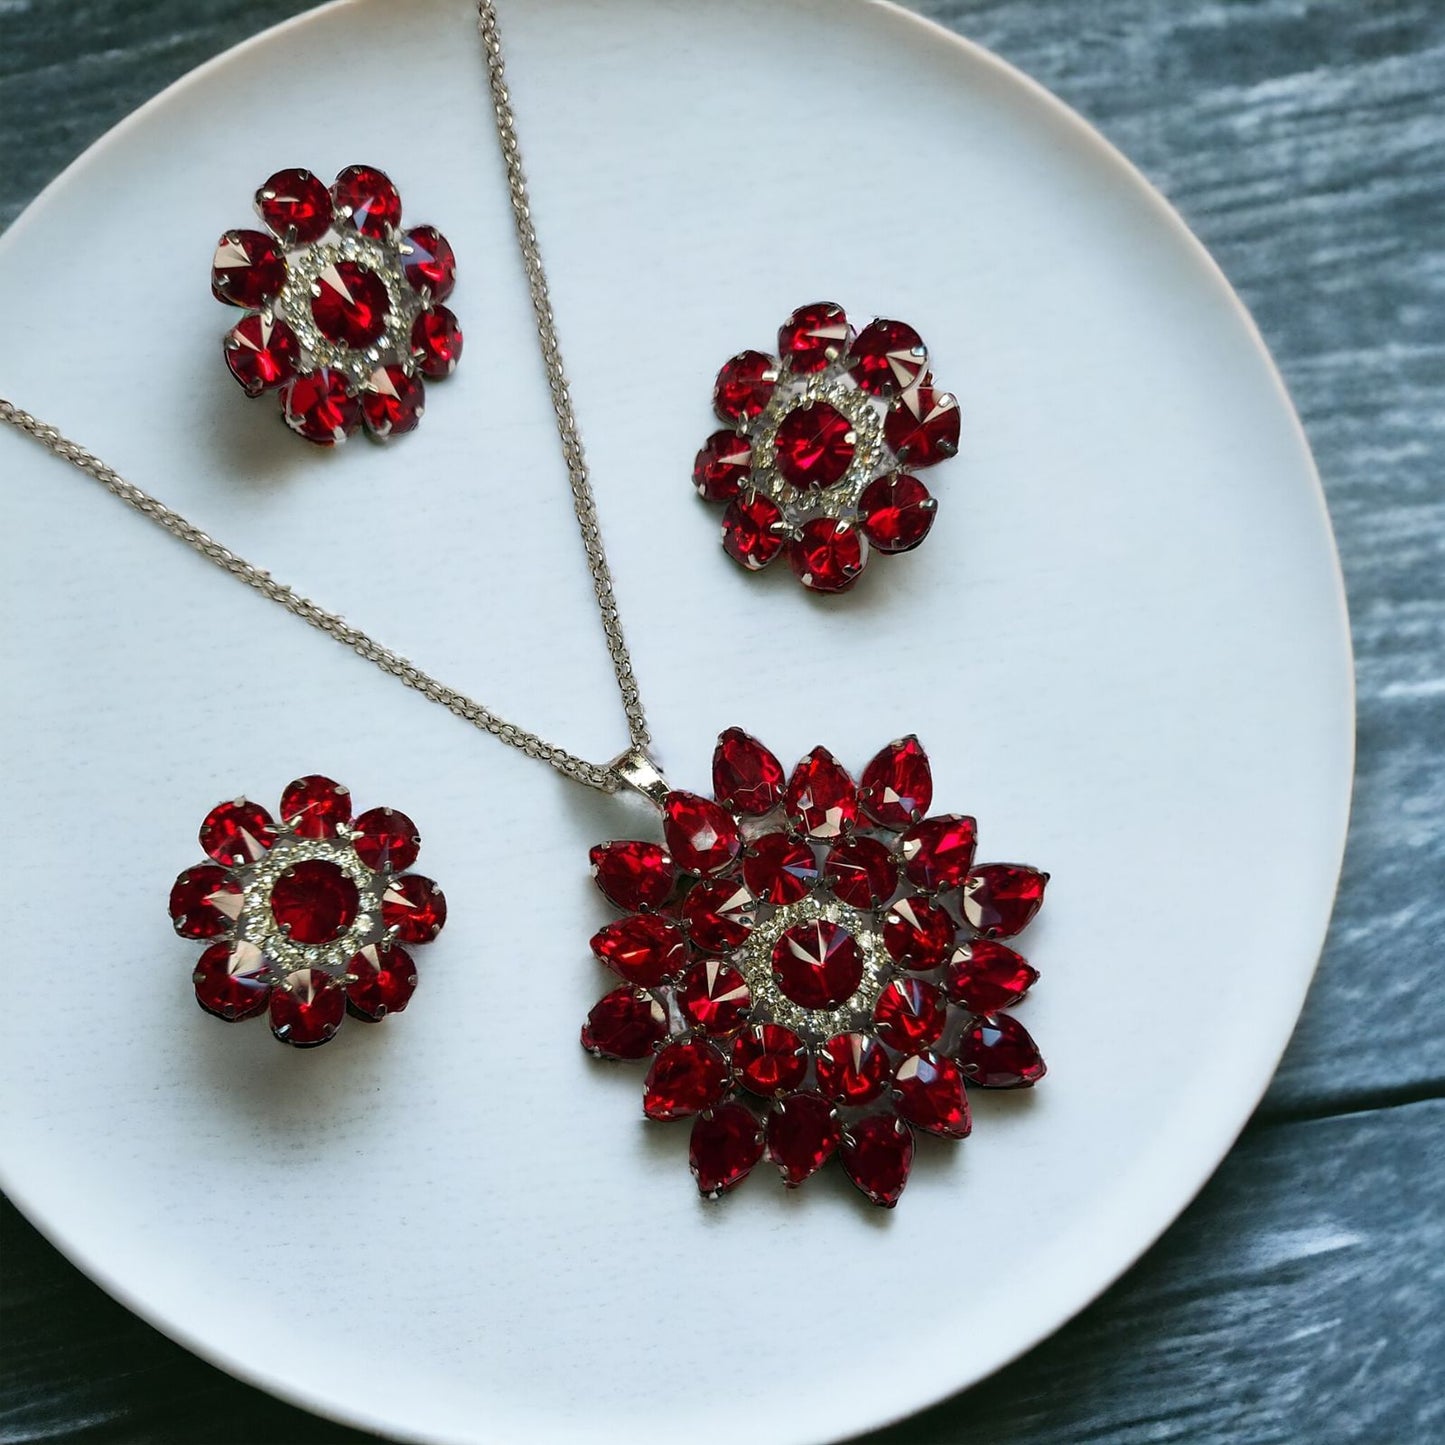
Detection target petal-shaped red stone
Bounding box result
[676,960,752,1035]
[884,377,960,467]
[766,1091,842,1186]
[788,517,868,594]
[741,831,818,904]
[270,968,346,1046]
[271,859,360,945]
[893,1052,972,1137]
[590,913,688,987]
[882,894,957,971]
[858,472,936,553]
[590,841,677,913]
[381,875,447,943]
[859,736,933,829]
[256,167,332,245]
[361,364,425,438]
[279,775,351,838]
[679,877,755,953]
[714,349,778,424]
[281,368,361,446]
[352,806,420,872]
[690,1102,765,1198]
[899,813,977,892]
[693,430,753,503]
[332,164,401,238]
[662,791,742,877]
[721,491,785,570]
[785,747,859,839]
[643,1038,730,1120]
[816,1032,892,1106]
[170,865,243,939]
[944,939,1039,1013]
[193,940,270,1021]
[778,301,852,374]
[872,978,946,1051]
[311,259,389,348]
[841,1113,915,1207]
[346,941,417,1020]
[211,229,286,308]
[199,799,277,865]
[411,305,464,378]
[224,312,300,396]
[960,1013,1047,1088]
[401,225,456,300]
[580,986,667,1059]
[771,919,863,1010]
[823,835,898,908]
[732,1023,807,1097]
[961,865,1049,938]
[712,728,785,816]
[848,318,926,396]
[774,401,856,490]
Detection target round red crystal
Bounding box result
[823,835,898,908]
[721,491,785,571]
[788,517,868,594]
[690,1102,764,1199]
[663,790,742,877]
[332,165,402,239]
[771,919,863,1010]
[199,799,277,865]
[169,865,243,939]
[270,859,360,945]
[882,895,956,971]
[351,807,420,872]
[590,913,688,987]
[766,1091,842,1186]
[311,261,389,347]
[679,877,755,953]
[692,430,753,503]
[945,939,1039,1013]
[256,167,332,244]
[900,813,978,893]
[741,831,818,905]
[411,305,463,378]
[848,318,926,396]
[590,840,677,912]
[778,302,852,373]
[270,968,346,1047]
[193,940,271,1021]
[773,401,856,489]
[714,350,778,424]
[960,1013,1047,1088]
[279,775,351,838]
[785,747,859,839]
[382,875,447,943]
[581,986,667,1060]
[816,1032,891,1106]
[643,1038,730,1121]
[224,312,300,396]
[872,978,947,1051]
[401,225,456,300]
[859,472,936,553]
[211,229,286,308]
[732,1024,807,1097]
[885,378,960,467]
[893,1052,971,1137]
[281,369,362,446]
[859,736,933,829]
[346,941,417,1020]
[712,727,785,816]
[361,364,425,438]
[677,961,752,1035]
[841,1113,915,1207]
[961,865,1049,938]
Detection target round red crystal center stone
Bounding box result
[269,858,360,945]
[773,400,856,489]
[771,919,865,1010]
[311,260,390,348]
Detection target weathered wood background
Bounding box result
[2,1,1441,1440]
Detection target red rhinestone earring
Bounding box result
[211,166,463,445]
[693,302,962,594]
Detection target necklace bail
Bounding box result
[610,746,671,807]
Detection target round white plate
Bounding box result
[0,1,1353,1441]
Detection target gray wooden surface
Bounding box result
[2,1,1441,1441]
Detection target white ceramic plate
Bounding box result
[0,1,1353,1441]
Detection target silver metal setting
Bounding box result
[611,747,672,807]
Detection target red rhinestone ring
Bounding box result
[582,732,1046,1207]
[695,304,961,593]
[170,776,447,1047]
[211,166,462,445]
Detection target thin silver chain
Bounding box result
[0,0,651,796]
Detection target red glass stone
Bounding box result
[823,835,898,908]
[944,939,1039,1013]
[346,941,417,1020]
[841,1113,915,1207]
[815,1032,891,1106]
[885,377,961,467]
[193,940,271,1021]
[169,865,243,939]
[352,806,420,872]
[960,1012,1047,1088]
[312,259,389,347]
[899,813,978,893]
[848,318,926,397]
[690,1102,764,1198]
[381,874,447,943]
[643,1037,730,1121]
[200,799,277,865]
[590,913,688,987]
[271,859,360,945]
[771,919,863,1010]
[581,985,667,1059]
[223,312,300,396]
[679,877,755,953]
[785,747,859,839]
[256,167,332,244]
[765,1091,842,1186]
[961,865,1049,938]
[712,727,785,816]
[412,306,464,378]
[401,225,456,300]
[778,301,852,373]
[721,491,785,571]
[859,736,933,828]
[872,977,946,1051]
[858,472,936,553]
[893,1052,971,1137]
[281,369,362,446]
[773,401,856,489]
[788,517,868,594]
[590,840,677,913]
[279,775,351,838]
[732,1023,807,1096]
[713,349,778,424]
[882,895,956,972]
[361,363,425,438]
[662,791,742,877]
[332,164,402,238]
[677,960,752,1035]
[211,229,286,308]
[741,831,818,905]
[270,968,346,1047]
[692,430,752,503]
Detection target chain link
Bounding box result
[0,0,652,796]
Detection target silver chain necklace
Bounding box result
[0,0,660,800]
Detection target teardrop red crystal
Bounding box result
[690,1102,764,1198]
[959,1013,1047,1088]
[662,791,742,877]
[785,747,859,839]
[712,728,785,816]
[580,986,667,1059]
[893,1052,972,1137]
[590,914,688,987]
[898,813,977,892]
[961,865,1049,938]
[765,1091,842,1186]
[590,841,678,912]
[859,736,933,828]
[643,1038,730,1120]
[944,939,1039,1013]
[840,1113,915,1207]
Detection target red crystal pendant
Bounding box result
[690,1102,764,1198]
